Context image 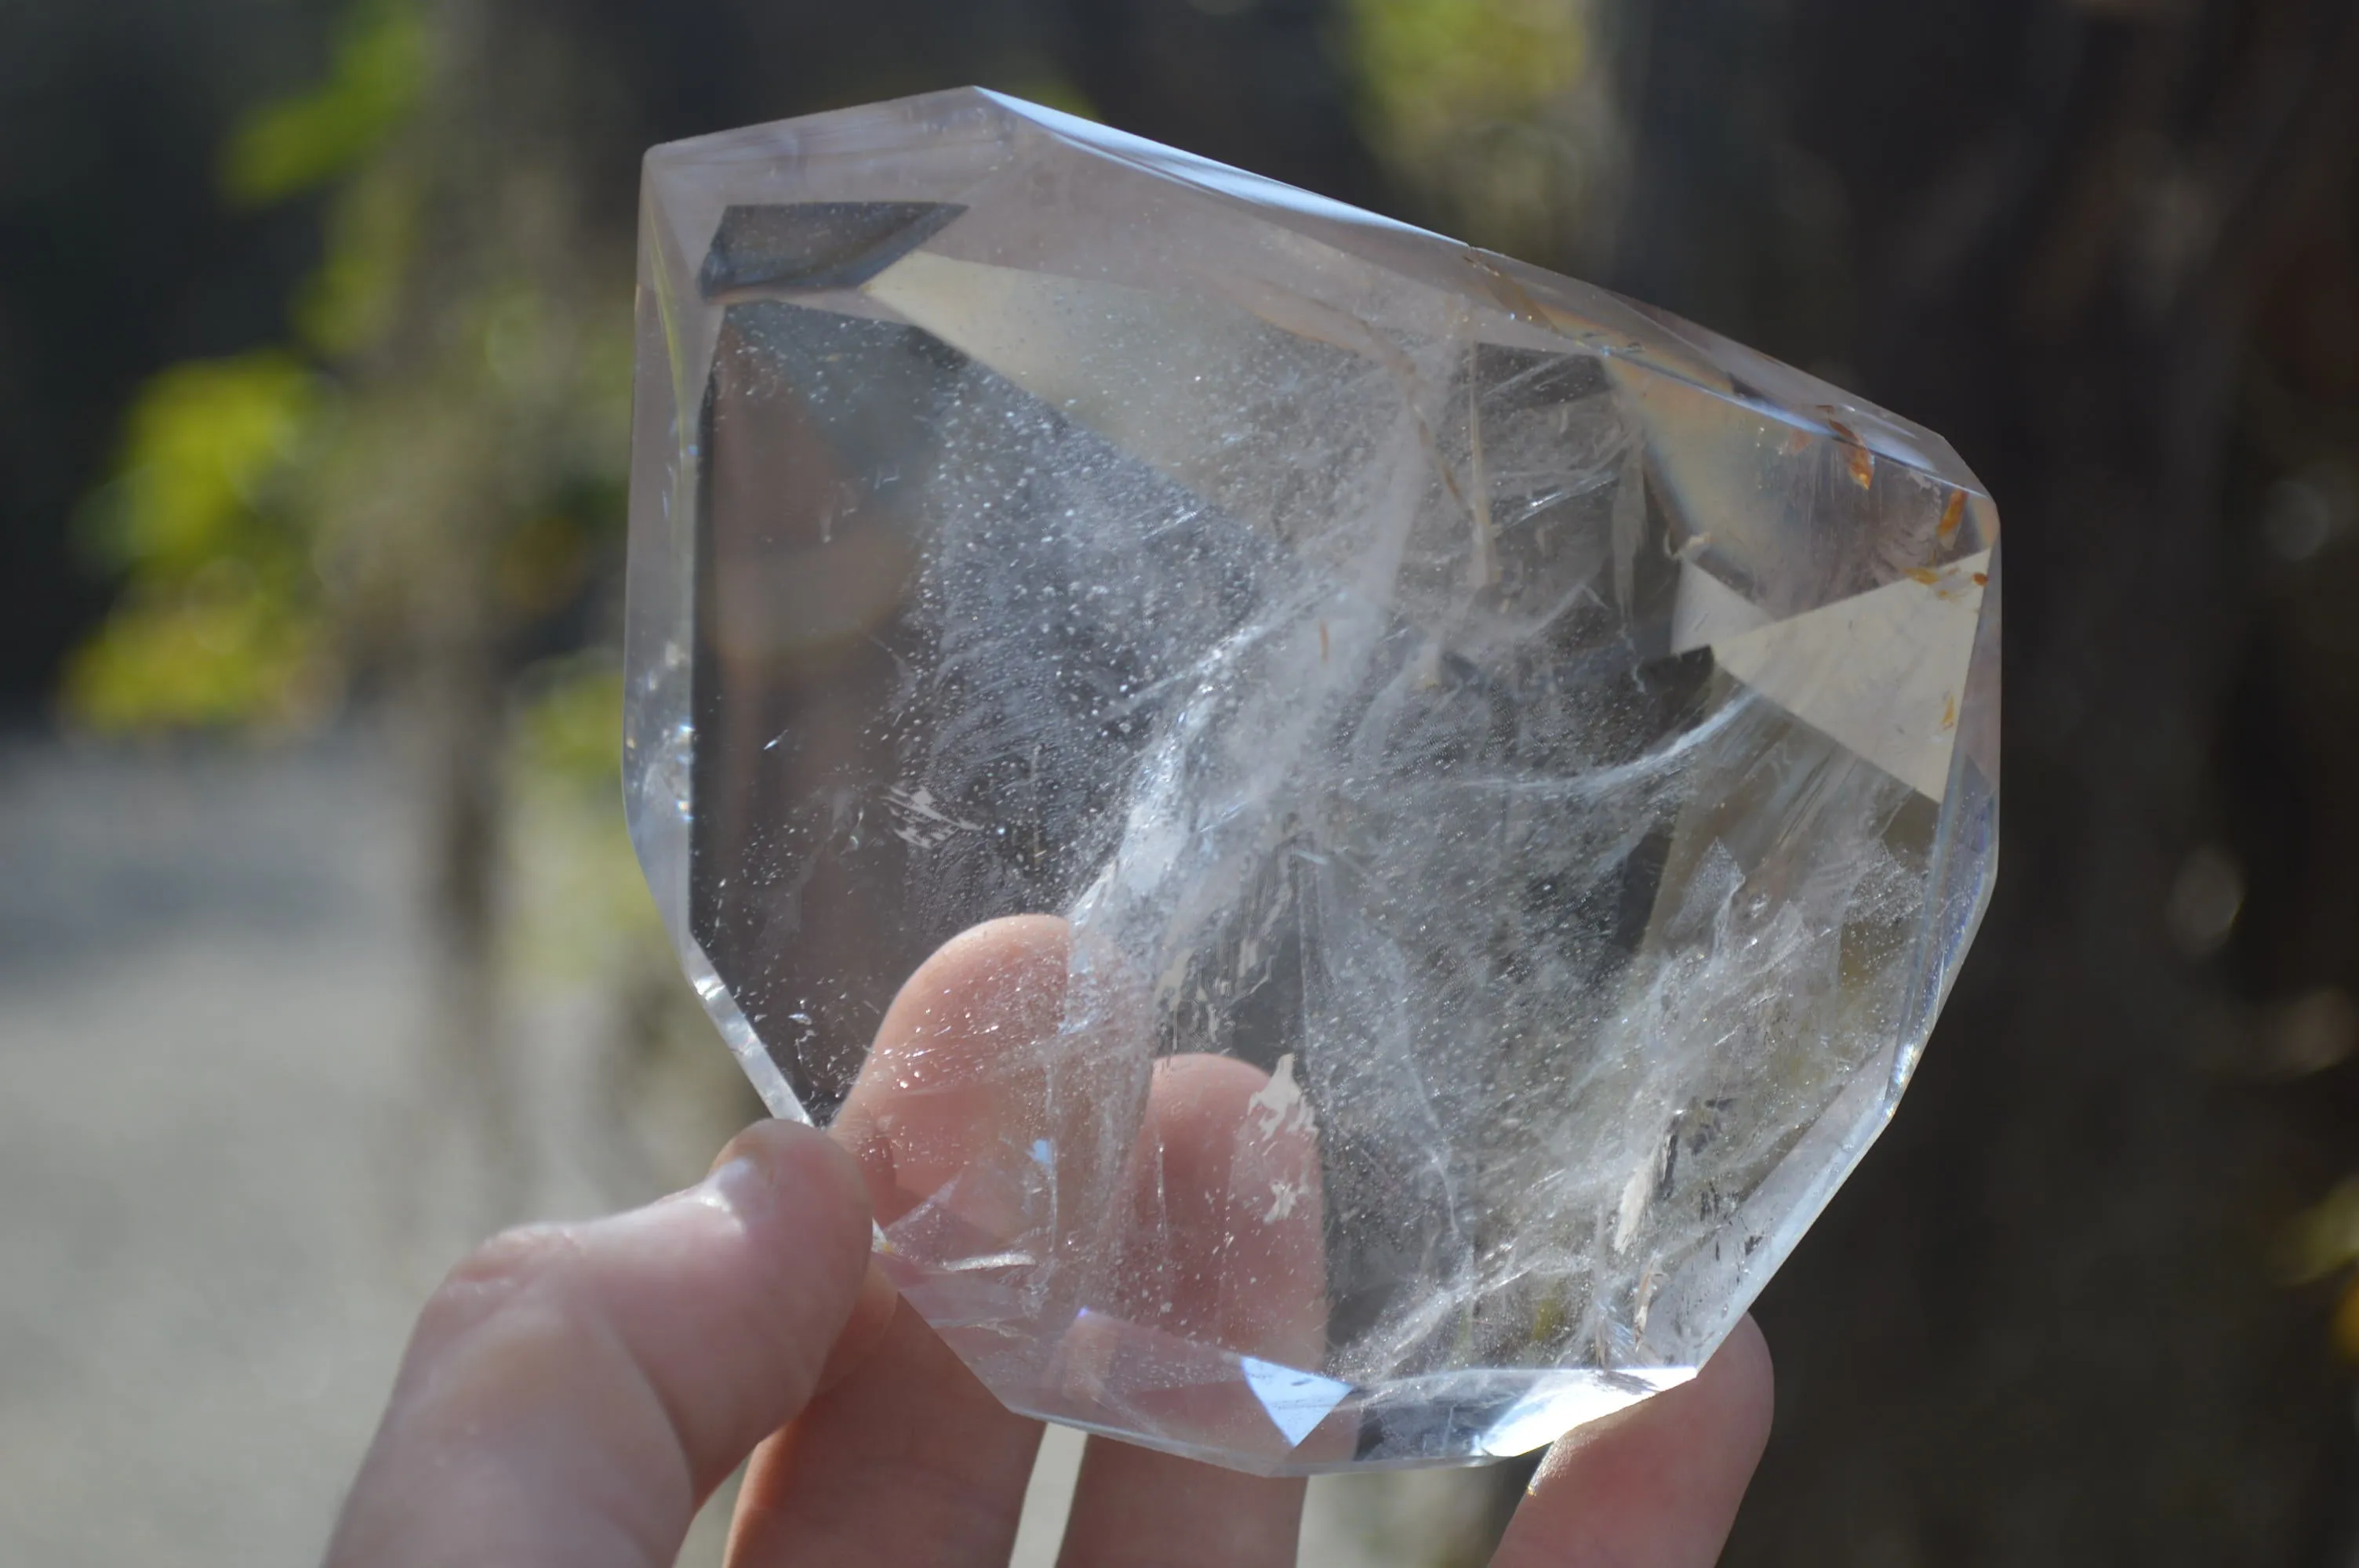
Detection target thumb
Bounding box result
[327,1120,888,1568]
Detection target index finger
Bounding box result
[326,1120,877,1568]
[1489,1315,1774,1568]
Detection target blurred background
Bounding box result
[2,0,2357,1562]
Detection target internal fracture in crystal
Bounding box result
[624,89,2000,1475]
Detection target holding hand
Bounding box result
[329,927,1772,1566]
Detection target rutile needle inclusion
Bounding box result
[625,88,1998,1475]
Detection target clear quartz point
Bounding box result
[625,88,1998,1475]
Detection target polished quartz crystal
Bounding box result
[624,89,1998,1475]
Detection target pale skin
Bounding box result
[329,918,1774,1566]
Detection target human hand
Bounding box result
[329,924,1773,1567]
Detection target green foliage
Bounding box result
[66,567,329,732]
[1340,0,1610,264]
[295,158,422,357]
[66,0,431,734]
[65,354,333,729]
[2271,1175,2359,1363]
[513,653,631,806]
[1343,0,1587,153]
[507,653,667,982]
[66,0,630,735]
[218,0,427,207]
[85,354,315,569]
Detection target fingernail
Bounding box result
[700,1155,769,1218]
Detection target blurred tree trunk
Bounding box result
[1601,0,2359,1558]
[396,0,529,1228]
[337,0,621,1229]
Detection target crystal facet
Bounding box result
[625,89,1999,1475]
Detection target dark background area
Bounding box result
[6,0,2359,1561]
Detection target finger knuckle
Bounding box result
[416,1223,587,1345]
